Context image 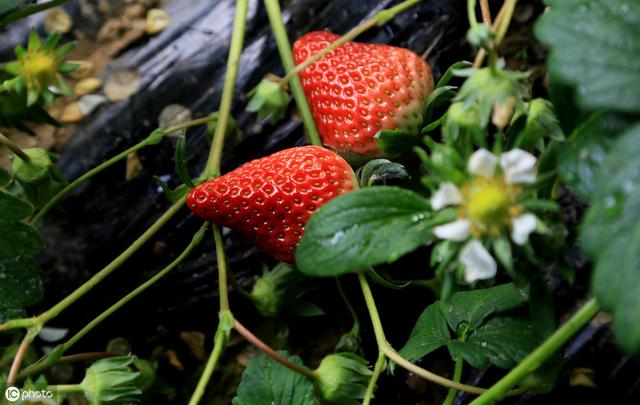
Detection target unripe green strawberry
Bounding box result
[293,31,434,158]
[187,146,356,263]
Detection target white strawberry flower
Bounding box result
[430,148,538,283]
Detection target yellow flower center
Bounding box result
[21,52,57,88]
[461,176,522,237]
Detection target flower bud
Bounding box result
[314,353,372,404]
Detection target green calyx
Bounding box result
[79,355,142,404]
[250,263,305,317]
[11,147,67,208]
[3,30,76,106]
[314,353,372,405]
[246,79,289,123]
[11,148,52,183]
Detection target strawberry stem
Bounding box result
[234,319,319,380]
[263,0,322,146]
[278,0,422,92]
[190,1,250,401]
[188,319,230,405]
[213,224,230,311]
[202,0,249,178]
[363,352,386,405]
[472,0,518,69]
[0,131,31,162]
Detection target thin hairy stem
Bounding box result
[363,352,386,405]
[263,0,321,145]
[234,320,318,380]
[0,132,31,162]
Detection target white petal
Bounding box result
[434,219,471,241]
[511,213,537,245]
[39,327,69,343]
[500,148,537,184]
[468,148,498,178]
[430,182,463,210]
[460,240,497,283]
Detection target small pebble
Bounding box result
[44,7,73,34]
[74,77,102,96]
[146,9,171,35]
[78,94,108,115]
[104,69,142,101]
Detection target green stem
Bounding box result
[203,0,249,178]
[188,320,230,405]
[0,0,68,27]
[59,223,207,354]
[0,318,37,333]
[228,267,252,301]
[0,132,31,162]
[31,116,213,224]
[363,352,386,405]
[357,273,387,345]
[213,224,230,311]
[50,384,83,395]
[336,277,359,330]
[470,298,600,405]
[467,0,479,27]
[494,0,517,47]
[262,0,321,146]
[443,356,464,405]
[18,352,114,381]
[234,319,318,380]
[187,1,250,401]
[279,0,421,87]
[36,198,185,325]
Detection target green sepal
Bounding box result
[79,355,142,404]
[246,79,289,124]
[314,353,372,404]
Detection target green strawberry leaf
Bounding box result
[535,0,640,113]
[0,167,10,188]
[375,130,421,155]
[0,256,44,308]
[581,124,640,353]
[0,0,20,16]
[233,351,315,405]
[0,191,33,221]
[296,187,449,277]
[439,283,528,331]
[557,114,629,199]
[399,303,451,362]
[0,219,44,259]
[447,316,539,369]
[175,135,196,188]
[436,61,472,89]
[0,307,26,324]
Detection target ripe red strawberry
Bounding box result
[293,31,434,157]
[187,146,356,263]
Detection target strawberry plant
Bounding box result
[1,0,640,404]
